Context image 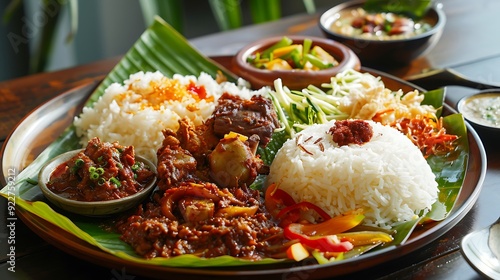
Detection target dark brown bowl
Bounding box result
[232,35,360,90]
[319,0,446,67]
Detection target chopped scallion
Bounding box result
[131,163,140,171]
[90,172,99,180]
[109,177,121,187]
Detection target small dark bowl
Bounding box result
[232,35,361,90]
[38,149,157,216]
[457,89,500,136]
[319,0,446,67]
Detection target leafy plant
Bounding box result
[3,0,316,75]
[143,0,317,33]
[3,0,78,73]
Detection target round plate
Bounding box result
[1,66,487,279]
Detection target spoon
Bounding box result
[460,217,500,279]
[405,68,500,90]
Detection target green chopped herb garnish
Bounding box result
[98,178,106,185]
[109,177,121,187]
[70,158,85,174]
[131,163,140,171]
[90,172,99,180]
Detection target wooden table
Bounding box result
[1,0,500,278]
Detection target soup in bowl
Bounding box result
[319,0,445,67]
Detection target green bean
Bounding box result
[261,36,293,59]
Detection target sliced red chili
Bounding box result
[265,184,333,226]
[264,183,297,218]
[298,213,365,236]
[284,223,353,253]
[276,201,331,222]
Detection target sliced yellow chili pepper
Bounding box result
[299,214,365,236]
[311,250,344,264]
[224,131,248,142]
[215,205,259,218]
[272,44,302,59]
[337,231,394,246]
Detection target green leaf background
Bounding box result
[1,17,468,268]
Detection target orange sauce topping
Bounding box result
[116,79,213,111]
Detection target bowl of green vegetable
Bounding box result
[232,35,360,90]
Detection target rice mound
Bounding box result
[74,71,265,163]
[266,120,438,228]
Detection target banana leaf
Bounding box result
[389,112,469,245]
[0,17,469,268]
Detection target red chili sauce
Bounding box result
[329,120,373,146]
[47,137,155,202]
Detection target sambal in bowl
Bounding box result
[38,138,157,216]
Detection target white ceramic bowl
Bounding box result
[457,89,500,134]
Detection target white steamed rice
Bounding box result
[266,120,438,229]
[74,71,266,163]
